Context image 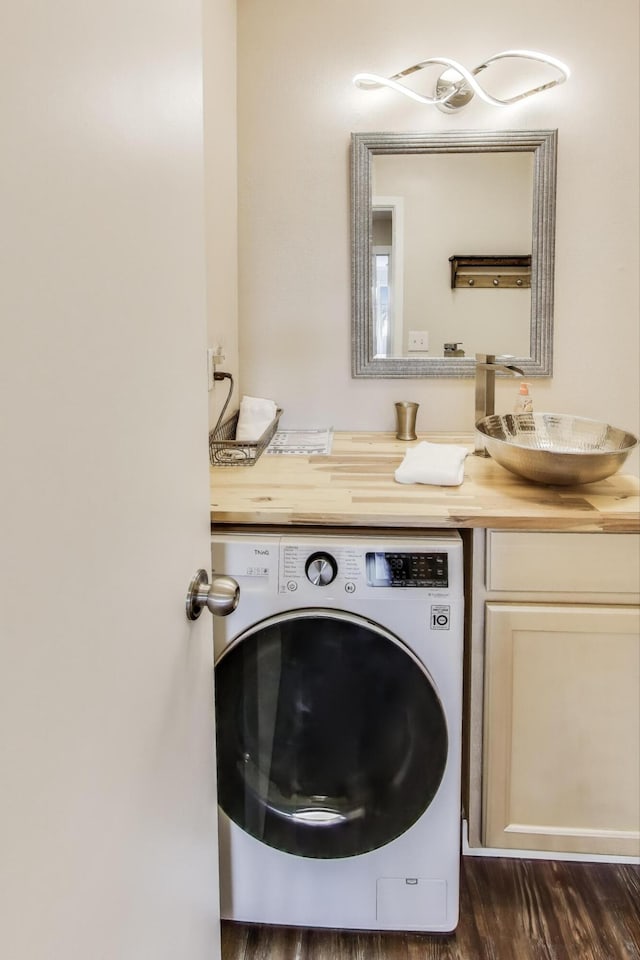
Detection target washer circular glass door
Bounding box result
[215,609,448,859]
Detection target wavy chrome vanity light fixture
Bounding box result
[353,50,570,112]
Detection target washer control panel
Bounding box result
[366,551,448,588]
[279,542,450,594]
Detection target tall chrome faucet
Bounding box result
[474,353,524,455]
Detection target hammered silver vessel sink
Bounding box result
[475,413,638,485]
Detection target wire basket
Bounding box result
[209,408,283,466]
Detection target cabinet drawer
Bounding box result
[486,532,640,595]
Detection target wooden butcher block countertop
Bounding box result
[209,432,640,532]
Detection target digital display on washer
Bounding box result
[366,552,449,587]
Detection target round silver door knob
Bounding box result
[186,569,240,621]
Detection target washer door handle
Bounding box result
[186,569,240,621]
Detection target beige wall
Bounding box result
[204,0,239,426]
[237,0,639,473]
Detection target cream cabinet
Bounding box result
[467,530,640,858]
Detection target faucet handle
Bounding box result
[475,352,496,367]
[475,352,524,376]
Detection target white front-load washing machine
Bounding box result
[212,530,464,933]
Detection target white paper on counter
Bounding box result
[266,428,334,456]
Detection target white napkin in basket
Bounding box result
[394,441,468,486]
[235,395,278,442]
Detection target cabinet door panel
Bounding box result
[483,603,640,856]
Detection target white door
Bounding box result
[0,2,222,958]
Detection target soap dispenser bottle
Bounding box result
[514,382,533,414]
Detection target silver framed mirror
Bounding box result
[351,130,557,378]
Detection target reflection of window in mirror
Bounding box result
[373,248,390,357]
[372,197,404,357]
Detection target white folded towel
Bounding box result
[394,441,468,486]
[235,395,278,441]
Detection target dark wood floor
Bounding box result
[221,857,640,960]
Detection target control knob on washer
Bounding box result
[305,552,338,586]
